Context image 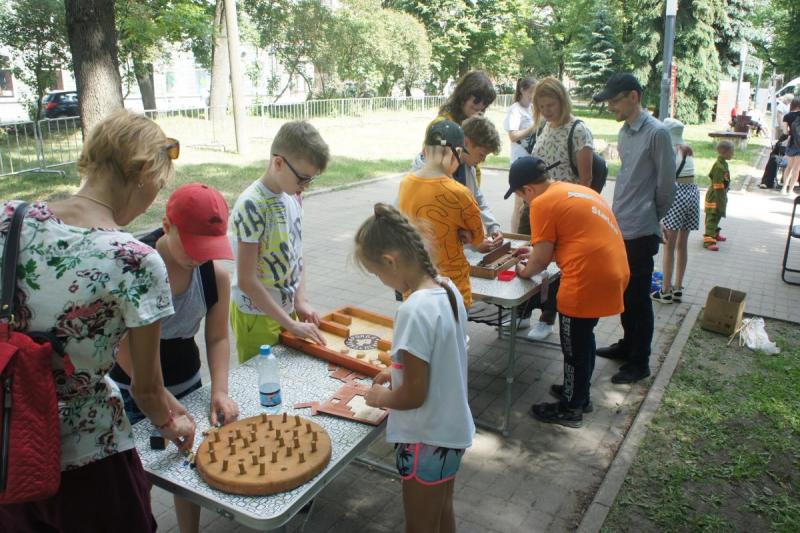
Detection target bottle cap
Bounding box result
[259,345,272,356]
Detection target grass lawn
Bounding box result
[1,155,408,234]
[602,318,800,532]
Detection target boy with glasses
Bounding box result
[228,121,330,362]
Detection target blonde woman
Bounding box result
[513,77,596,341]
[0,110,195,532]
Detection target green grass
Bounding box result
[2,156,408,233]
[602,319,800,533]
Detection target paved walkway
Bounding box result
[151,166,800,532]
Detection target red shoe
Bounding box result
[715,234,727,242]
[705,244,720,251]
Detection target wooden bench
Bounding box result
[709,130,748,150]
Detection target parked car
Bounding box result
[42,90,79,119]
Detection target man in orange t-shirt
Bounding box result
[504,156,629,428]
[398,120,485,308]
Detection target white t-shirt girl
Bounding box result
[387,278,474,449]
[503,102,535,163]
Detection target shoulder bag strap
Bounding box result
[676,154,687,179]
[567,119,581,177]
[1,202,29,324]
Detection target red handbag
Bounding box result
[0,203,63,504]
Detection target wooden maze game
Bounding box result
[279,307,393,377]
[295,366,388,426]
[194,413,332,496]
[470,241,521,279]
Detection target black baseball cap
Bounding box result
[425,120,469,154]
[593,73,643,102]
[503,156,559,199]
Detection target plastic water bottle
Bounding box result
[258,345,281,407]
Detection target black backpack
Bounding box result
[567,119,608,193]
[790,115,800,149]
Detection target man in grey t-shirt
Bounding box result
[592,73,676,384]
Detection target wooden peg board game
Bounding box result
[279,307,393,377]
[470,241,521,279]
[195,413,332,496]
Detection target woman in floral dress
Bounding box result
[0,110,195,532]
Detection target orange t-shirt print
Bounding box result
[397,174,485,308]
[529,182,629,318]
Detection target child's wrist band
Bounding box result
[154,409,175,430]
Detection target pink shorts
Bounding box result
[394,442,465,485]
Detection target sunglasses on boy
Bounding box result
[273,153,318,186]
[165,138,180,160]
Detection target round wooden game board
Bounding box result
[195,413,332,496]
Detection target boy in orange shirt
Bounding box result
[398,120,485,308]
[506,156,629,427]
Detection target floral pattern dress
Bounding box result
[0,201,173,470]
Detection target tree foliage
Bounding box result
[567,5,621,101]
[0,0,69,120]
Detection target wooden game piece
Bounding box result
[276,429,281,439]
[228,436,234,446]
[356,352,366,359]
[250,431,257,442]
[293,438,300,448]
[260,413,267,424]
[242,439,249,449]
[259,463,266,476]
[286,446,292,457]
[231,444,238,455]
[251,455,258,466]
[292,429,298,438]
[268,420,273,430]
[259,445,265,457]
[306,423,312,434]
[208,441,215,452]
[213,431,220,443]
[271,451,277,463]
[339,347,350,355]
[278,438,285,448]
[377,339,392,352]
[294,415,301,427]
[299,453,305,464]
[282,413,287,423]
[238,462,246,475]
[222,459,228,472]
[235,429,242,439]
[209,451,217,463]
[312,431,317,442]
[311,441,317,453]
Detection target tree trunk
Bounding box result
[209,0,229,142]
[133,58,156,112]
[64,0,123,137]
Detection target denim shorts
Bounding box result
[394,443,465,485]
[786,145,800,157]
[120,379,202,425]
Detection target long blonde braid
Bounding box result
[354,203,460,321]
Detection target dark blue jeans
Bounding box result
[560,314,599,410]
[619,235,660,370]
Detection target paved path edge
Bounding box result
[304,172,403,198]
[576,303,702,533]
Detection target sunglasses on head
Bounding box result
[274,153,318,186]
[165,138,180,160]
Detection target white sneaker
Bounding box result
[500,317,531,330]
[526,322,554,341]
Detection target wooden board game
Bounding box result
[295,366,388,426]
[279,307,393,377]
[470,241,521,279]
[195,413,332,496]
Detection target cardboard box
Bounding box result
[701,286,746,336]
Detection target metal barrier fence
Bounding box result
[0,94,512,177]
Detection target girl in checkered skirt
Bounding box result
[652,119,699,304]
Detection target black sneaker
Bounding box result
[650,288,673,304]
[549,384,594,413]
[529,401,583,428]
[611,366,651,384]
[672,288,683,303]
[596,342,628,360]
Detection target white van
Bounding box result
[777,76,800,100]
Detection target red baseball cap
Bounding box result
[166,183,233,262]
